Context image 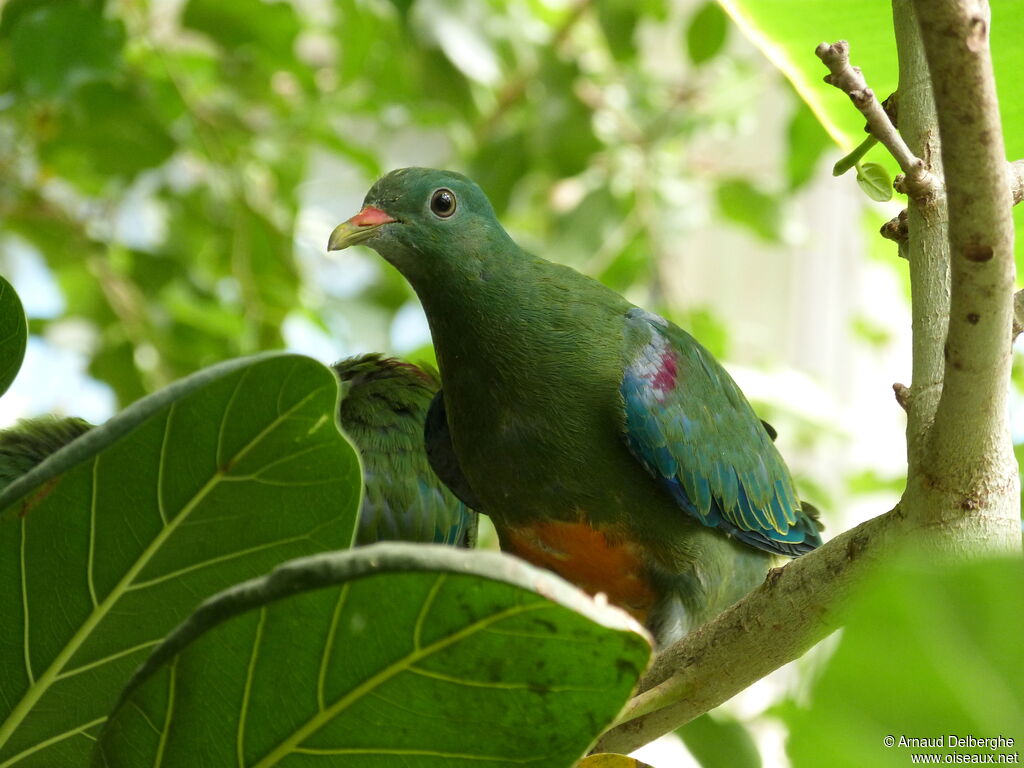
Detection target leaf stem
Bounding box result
[832,135,877,176]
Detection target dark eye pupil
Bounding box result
[431,189,456,217]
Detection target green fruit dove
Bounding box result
[334,353,477,547]
[328,169,822,645]
[0,415,93,492]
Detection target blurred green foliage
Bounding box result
[677,712,762,768]
[686,2,729,65]
[0,0,829,412]
[785,556,1024,768]
[716,178,783,242]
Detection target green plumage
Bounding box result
[0,416,93,492]
[334,354,476,547]
[621,310,821,556]
[329,169,821,644]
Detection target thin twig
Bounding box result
[1009,159,1024,206]
[893,382,912,412]
[882,158,1024,243]
[832,135,877,176]
[1012,289,1024,341]
[880,209,909,246]
[815,41,939,200]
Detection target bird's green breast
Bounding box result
[416,251,676,538]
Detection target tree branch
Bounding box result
[593,514,899,753]
[881,158,1024,243]
[893,0,950,465]
[912,0,1018,507]
[815,40,939,199]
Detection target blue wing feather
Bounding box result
[621,308,821,557]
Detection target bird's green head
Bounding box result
[327,168,513,282]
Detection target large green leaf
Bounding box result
[724,0,1024,151]
[94,544,652,767]
[0,276,27,398]
[0,353,361,767]
[720,0,1023,153]
[722,0,1024,264]
[785,556,1024,768]
[719,0,899,150]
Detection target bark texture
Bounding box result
[904,0,1019,551]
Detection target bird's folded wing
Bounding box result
[621,308,821,557]
[424,389,486,515]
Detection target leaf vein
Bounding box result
[127,534,318,593]
[156,405,175,526]
[237,608,266,768]
[20,518,32,686]
[154,658,177,768]
[290,746,547,762]
[405,666,606,693]
[317,584,350,713]
[55,639,163,682]
[248,444,335,478]
[276,359,302,416]
[250,601,552,768]
[87,456,100,608]
[217,369,250,468]
[0,717,106,768]
[414,574,446,651]
[128,701,161,737]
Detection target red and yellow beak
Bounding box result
[327,206,396,251]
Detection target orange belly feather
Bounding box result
[499,519,656,623]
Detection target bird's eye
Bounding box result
[430,188,457,218]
